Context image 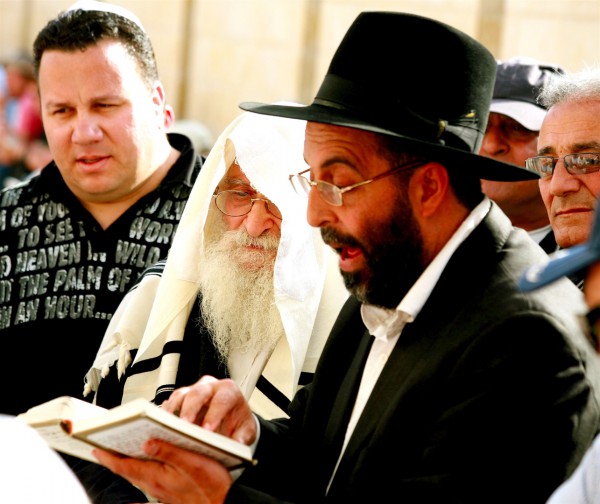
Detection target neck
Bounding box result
[84,146,180,229]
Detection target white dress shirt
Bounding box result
[327,197,491,491]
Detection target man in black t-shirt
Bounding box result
[0,1,202,416]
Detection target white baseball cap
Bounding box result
[490,57,564,131]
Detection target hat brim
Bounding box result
[518,243,597,292]
[490,100,546,132]
[239,101,539,182]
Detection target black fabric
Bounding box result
[78,246,312,502]
[493,60,565,106]
[62,454,147,504]
[71,284,229,503]
[225,204,600,503]
[240,12,537,182]
[568,271,586,291]
[539,229,559,254]
[0,133,202,416]
[256,375,292,413]
[254,371,317,413]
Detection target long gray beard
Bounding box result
[197,224,284,364]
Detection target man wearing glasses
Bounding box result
[525,66,600,288]
[74,110,348,502]
[92,12,600,504]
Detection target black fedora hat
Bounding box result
[240,11,537,182]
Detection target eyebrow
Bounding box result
[538,141,600,156]
[220,177,254,190]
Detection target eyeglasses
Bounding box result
[525,153,600,178]
[213,190,282,219]
[288,160,424,206]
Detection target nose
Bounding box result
[71,112,103,144]
[547,159,581,196]
[244,200,278,237]
[480,127,508,157]
[306,187,337,228]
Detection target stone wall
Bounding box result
[2,0,599,144]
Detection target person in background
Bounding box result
[171,118,215,158]
[69,109,347,503]
[0,53,47,186]
[519,203,600,503]
[93,11,600,504]
[525,65,600,288]
[0,0,203,417]
[480,57,564,253]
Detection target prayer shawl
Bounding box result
[84,108,348,419]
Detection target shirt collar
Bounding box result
[361,197,491,340]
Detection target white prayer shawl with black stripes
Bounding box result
[84,108,348,419]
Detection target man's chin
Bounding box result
[343,272,402,308]
[237,261,270,272]
[342,271,369,303]
[234,251,277,272]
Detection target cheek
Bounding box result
[42,123,67,154]
[350,205,392,246]
[223,215,243,230]
[538,180,552,204]
[584,177,600,197]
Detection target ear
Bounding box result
[151,80,167,125]
[410,162,449,219]
[152,80,167,107]
[164,104,174,129]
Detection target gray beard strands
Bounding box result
[198,225,284,364]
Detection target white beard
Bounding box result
[197,212,284,364]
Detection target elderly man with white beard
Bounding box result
[199,162,284,363]
[66,108,348,504]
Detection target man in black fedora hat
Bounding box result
[93,11,600,504]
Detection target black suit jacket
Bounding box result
[227,203,600,504]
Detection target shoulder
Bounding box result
[128,258,167,292]
[164,133,203,187]
[0,162,62,204]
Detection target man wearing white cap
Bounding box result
[480,57,564,253]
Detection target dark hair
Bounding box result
[32,9,159,89]
[377,134,483,209]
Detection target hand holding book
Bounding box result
[17,396,256,470]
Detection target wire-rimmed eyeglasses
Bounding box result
[288,160,425,206]
[525,153,600,178]
[212,190,282,219]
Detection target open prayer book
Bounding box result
[17,396,256,470]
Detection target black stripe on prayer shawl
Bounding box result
[126,341,185,377]
[124,342,184,406]
[124,258,167,295]
[298,371,314,386]
[255,372,315,413]
[257,375,291,413]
